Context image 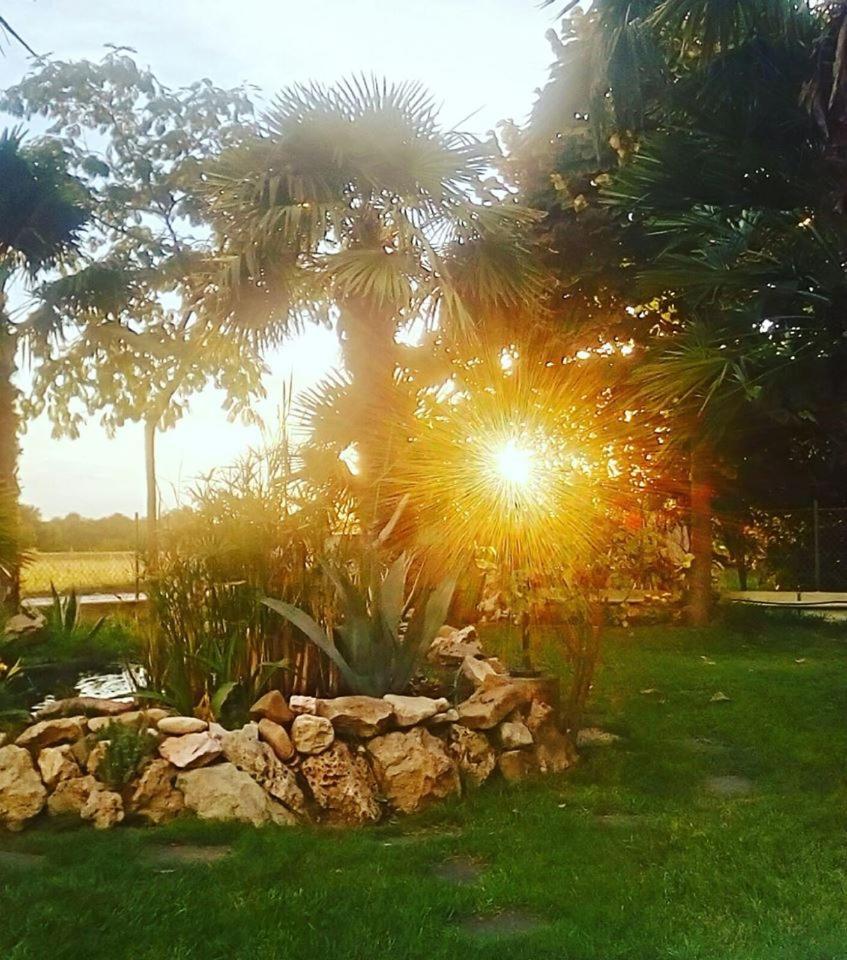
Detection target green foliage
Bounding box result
[0,653,27,720]
[263,553,455,697]
[145,555,286,721]
[43,584,106,647]
[93,720,156,789]
[2,52,265,443]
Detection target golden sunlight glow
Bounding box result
[491,438,536,491]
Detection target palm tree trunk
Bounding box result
[340,300,398,537]
[688,440,713,626]
[144,417,159,574]
[0,312,20,606]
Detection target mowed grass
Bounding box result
[21,551,138,596]
[1,612,846,960]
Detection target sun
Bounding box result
[492,438,536,490]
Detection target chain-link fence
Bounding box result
[20,550,143,598]
[725,504,847,592]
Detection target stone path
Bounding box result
[458,910,546,938]
[145,843,233,866]
[0,850,45,869]
[431,856,485,886]
[705,775,754,797]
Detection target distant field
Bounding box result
[21,551,139,597]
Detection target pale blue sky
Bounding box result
[0,0,554,518]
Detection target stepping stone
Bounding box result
[595,813,643,828]
[705,775,754,797]
[459,910,545,938]
[0,850,45,869]
[146,844,232,865]
[431,856,485,885]
[678,736,726,754]
[379,826,464,847]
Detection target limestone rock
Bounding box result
[88,708,170,734]
[85,740,109,777]
[0,732,6,748]
[37,744,81,789]
[47,775,101,817]
[456,683,529,730]
[249,690,295,726]
[129,760,184,825]
[158,732,222,770]
[460,656,504,688]
[383,694,448,727]
[499,721,533,750]
[427,625,482,664]
[448,725,496,787]
[300,741,381,825]
[576,727,621,748]
[35,697,137,720]
[367,727,460,814]
[0,745,47,829]
[315,696,394,737]
[289,695,318,715]
[177,763,296,827]
[4,610,45,639]
[16,716,86,751]
[81,789,124,830]
[534,723,576,775]
[428,708,459,725]
[258,718,294,762]
[498,749,538,782]
[157,716,208,736]
[291,714,334,755]
[221,725,304,813]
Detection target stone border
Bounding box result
[1,626,577,831]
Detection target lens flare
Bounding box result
[492,439,535,491]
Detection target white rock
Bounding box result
[291,714,334,755]
[288,695,318,715]
[0,745,47,829]
[15,716,86,751]
[80,789,124,830]
[221,726,305,812]
[157,717,208,736]
[37,745,81,789]
[300,741,381,826]
[383,694,447,727]
[177,763,296,827]
[367,727,460,814]
[315,696,394,737]
[498,721,534,750]
[158,732,222,770]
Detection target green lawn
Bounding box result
[2,612,846,960]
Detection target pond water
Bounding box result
[27,664,145,714]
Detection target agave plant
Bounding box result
[262,554,455,698]
[44,583,106,645]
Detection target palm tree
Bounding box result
[199,77,546,533]
[0,130,87,599]
[524,0,843,622]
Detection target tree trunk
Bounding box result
[144,417,158,574]
[688,441,714,626]
[339,300,398,538]
[0,315,20,606]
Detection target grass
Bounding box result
[1,611,846,959]
[21,550,138,597]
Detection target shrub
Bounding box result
[93,720,156,789]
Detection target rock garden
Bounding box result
[0,626,576,832]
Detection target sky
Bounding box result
[0,0,554,519]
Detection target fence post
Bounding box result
[134,511,140,601]
[813,499,821,592]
